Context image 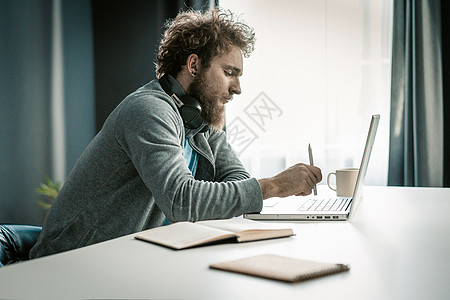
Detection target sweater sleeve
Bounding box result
[206,129,253,182]
[115,92,263,223]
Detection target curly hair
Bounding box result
[156,8,256,78]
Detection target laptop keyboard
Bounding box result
[298,198,351,211]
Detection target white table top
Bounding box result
[1,186,449,300]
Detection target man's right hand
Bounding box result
[257,163,322,200]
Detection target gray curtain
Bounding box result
[0,0,95,225]
[0,0,52,225]
[388,0,444,187]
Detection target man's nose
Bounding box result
[230,78,241,95]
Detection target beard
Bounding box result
[188,71,226,132]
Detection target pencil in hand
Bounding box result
[308,143,318,196]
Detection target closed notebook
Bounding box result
[209,254,350,283]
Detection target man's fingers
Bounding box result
[297,172,315,195]
[304,164,322,184]
[269,163,322,198]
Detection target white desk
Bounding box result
[1,186,449,300]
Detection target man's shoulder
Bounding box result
[118,80,179,115]
[128,80,173,105]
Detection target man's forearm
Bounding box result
[258,178,278,200]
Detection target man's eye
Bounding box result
[224,70,232,76]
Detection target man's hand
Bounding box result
[258,163,322,200]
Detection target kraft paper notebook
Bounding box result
[210,254,350,283]
[135,218,294,250]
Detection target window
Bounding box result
[221,0,393,185]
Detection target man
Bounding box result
[30,8,321,258]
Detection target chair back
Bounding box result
[0,225,42,267]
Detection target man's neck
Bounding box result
[175,67,194,94]
[176,70,194,94]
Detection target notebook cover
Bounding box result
[209,254,350,283]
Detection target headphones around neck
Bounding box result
[159,74,205,130]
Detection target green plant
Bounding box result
[35,176,61,211]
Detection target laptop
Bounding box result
[244,114,380,221]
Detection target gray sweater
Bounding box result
[30,76,263,258]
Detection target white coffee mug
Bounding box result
[327,168,359,197]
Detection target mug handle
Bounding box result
[327,172,337,191]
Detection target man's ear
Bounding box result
[186,54,200,77]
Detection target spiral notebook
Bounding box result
[209,254,350,283]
